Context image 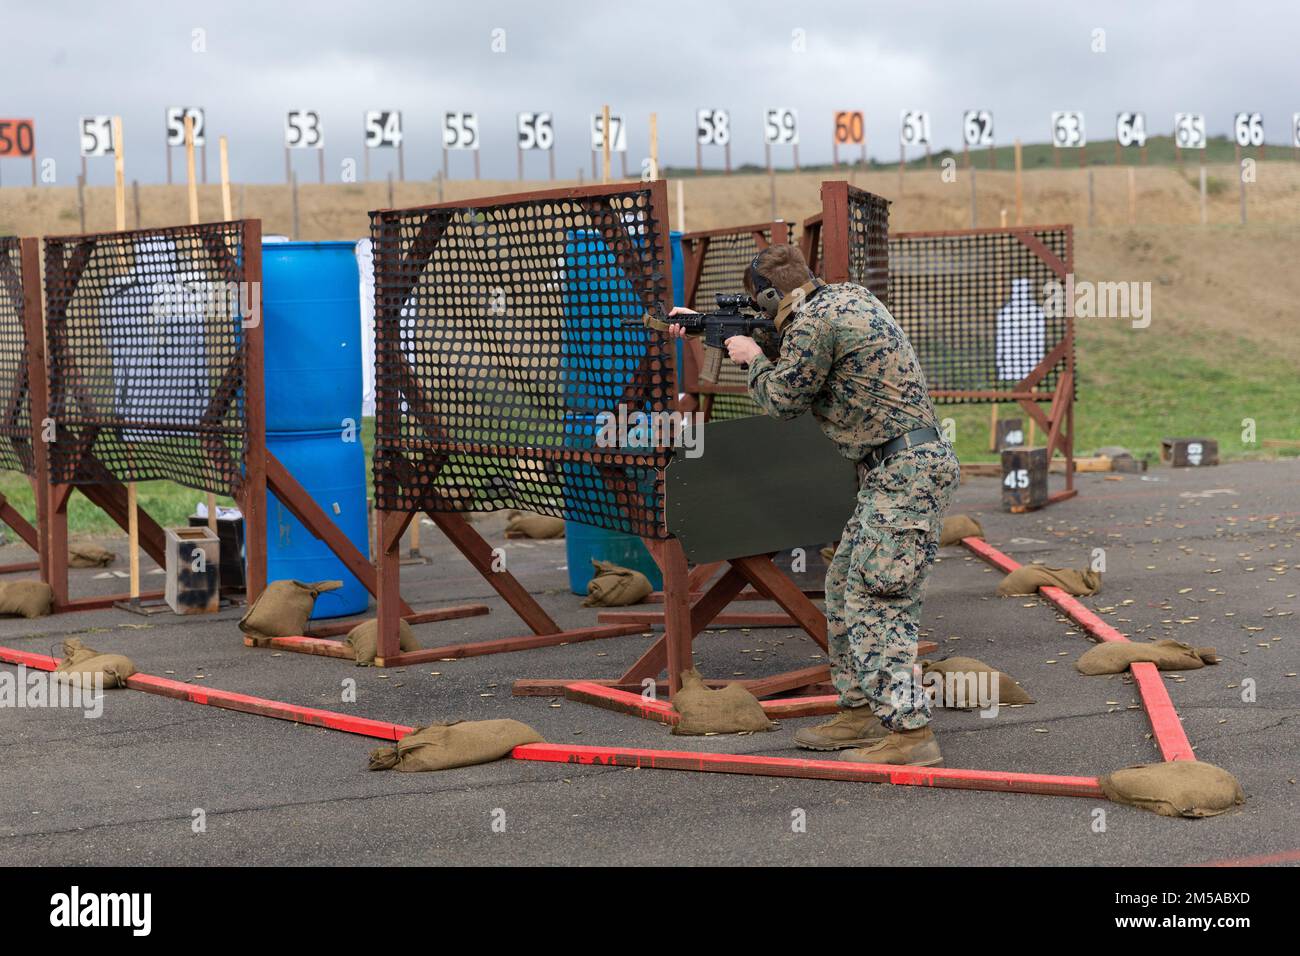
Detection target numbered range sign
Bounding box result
[962,109,994,146]
[696,108,730,146]
[1174,112,1206,150]
[0,119,35,158]
[763,108,798,145]
[166,107,206,146]
[443,112,479,150]
[79,115,115,157]
[1116,111,1146,148]
[1001,447,1048,511]
[1234,112,1264,147]
[590,113,626,152]
[364,110,402,148]
[834,110,864,145]
[285,110,323,149]
[517,112,554,150]
[899,110,930,146]
[1051,111,1086,147]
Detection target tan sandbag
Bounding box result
[1076,639,1218,676]
[582,559,652,607]
[922,656,1034,705]
[820,544,837,563]
[238,579,343,639]
[53,638,135,689]
[368,719,544,772]
[940,514,984,546]
[346,617,421,665]
[671,669,775,736]
[68,542,116,568]
[996,565,1101,597]
[504,511,565,539]
[0,580,53,618]
[1100,760,1245,818]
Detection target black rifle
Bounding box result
[637,293,774,383]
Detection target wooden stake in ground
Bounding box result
[601,104,611,184]
[114,116,141,604]
[676,179,686,231]
[1014,139,1024,225]
[1128,166,1137,226]
[211,134,234,532]
[648,112,659,181]
[185,115,199,225]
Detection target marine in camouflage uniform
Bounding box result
[746,282,960,758]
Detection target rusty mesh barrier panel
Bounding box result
[847,188,891,305]
[684,227,773,421]
[887,228,1071,400]
[370,185,674,538]
[43,223,250,493]
[0,238,33,475]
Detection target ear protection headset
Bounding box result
[748,253,826,331]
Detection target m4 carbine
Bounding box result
[638,293,775,384]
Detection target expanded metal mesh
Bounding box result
[683,227,775,422]
[43,222,250,493]
[847,188,890,305]
[887,228,1072,400]
[370,186,674,537]
[0,238,33,475]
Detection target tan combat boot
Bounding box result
[839,726,943,767]
[793,708,888,751]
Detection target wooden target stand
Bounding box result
[894,224,1078,510]
[255,184,678,668]
[0,238,46,576]
[3,233,169,611]
[514,414,937,702]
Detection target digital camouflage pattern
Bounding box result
[745,283,939,459]
[747,283,959,729]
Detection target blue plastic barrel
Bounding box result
[562,416,662,594]
[265,430,371,619]
[558,229,684,595]
[261,241,363,432]
[670,230,685,392]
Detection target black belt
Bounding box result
[860,426,940,471]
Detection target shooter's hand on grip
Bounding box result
[726,335,762,368]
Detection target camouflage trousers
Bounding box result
[824,443,960,730]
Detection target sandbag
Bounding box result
[368,719,544,772]
[1076,639,1218,676]
[996,565,1101,597]
[0,580,53,618]
[68,543,116,568]
[671,669,775,736]
[922,656,1034,705]
[820,544,838,563]
[940,514,984,546]
[504,511,565,539]
[582,559,653,607]
[238,579,342,639]
[1100,761,1245,818]
[346,617,421,665]
[53,638,135,689]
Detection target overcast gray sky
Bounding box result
[8,0,1298,185]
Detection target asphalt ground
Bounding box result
[0,459,1296,866]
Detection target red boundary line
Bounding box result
[510,743,1103,798]
[0,645,413,741]
[0,643,1104,799]
[960,536,1197,762]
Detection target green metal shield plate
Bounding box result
[665,414,858,564]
